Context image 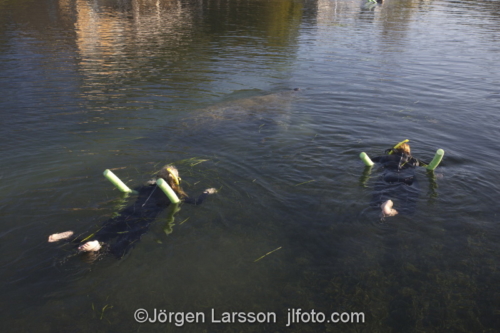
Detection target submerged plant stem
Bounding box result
[294,179,315,187]
[254,246,282,262]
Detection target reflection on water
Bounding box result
[74,0,192,81]
[1,0,500,332]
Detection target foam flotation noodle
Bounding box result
[359,152,374,167]
[426,149,444,171]
[156,178,181,204]
[103,169,133,193]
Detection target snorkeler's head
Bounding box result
[157,165,187,198]
[396,143,411,155]
[158,165,180,187]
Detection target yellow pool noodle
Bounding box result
[426,149,444,171]
[360,152,374,167]
[103,169,133,193]
[156,178,180,204]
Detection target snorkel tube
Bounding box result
[389,139,409,154]
[166,167,180,186]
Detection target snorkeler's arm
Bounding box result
[183,188,217,205]
[415,158,430,167]
[405,156,420,167]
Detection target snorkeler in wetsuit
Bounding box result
[370,142,421,218]
[48,165,216,258]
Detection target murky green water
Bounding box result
[1,0,500,332]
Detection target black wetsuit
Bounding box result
[85,183,209,258]
[371,151,420,215]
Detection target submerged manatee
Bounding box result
[181,88,301,131]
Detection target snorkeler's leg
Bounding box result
[78,240,102,252]
[48,231,74,243]
[77,218,128,252]
[381,200,398,218]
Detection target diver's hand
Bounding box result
[204,188,217,194]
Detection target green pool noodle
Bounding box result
[156,178,181,204]
[426,149,444,171]
[360,152,374,167]
[103,169,133,193]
